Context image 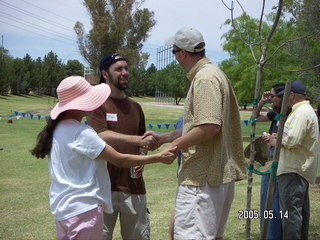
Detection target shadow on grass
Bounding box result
[0,95,9,100]
[14,94,51,98]
[0,94,30,100]
[1,94,54,98]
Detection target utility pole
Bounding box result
[1,35,3,60]
[1,35,4,61]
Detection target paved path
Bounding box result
[139,102,254,114]
[139,102,184,109]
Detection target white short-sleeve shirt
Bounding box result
[48,119,112,221]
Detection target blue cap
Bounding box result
[278,81,306,96]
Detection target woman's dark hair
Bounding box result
[30,113,65,159]
[272,83,285,96]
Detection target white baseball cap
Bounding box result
[165,27,205,52]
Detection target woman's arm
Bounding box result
[97,144,177,167]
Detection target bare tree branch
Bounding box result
[258,0,266,43]
[235,0,245,13]
[265,31,320,62]
[229,1,247,45]
[221,0,258,62]
[265,0,283,44]
[221,0,232,10]
[265,63,320,72]
[235,0,257,52]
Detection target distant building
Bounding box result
[84,67,99,85]
[156,45,176,70]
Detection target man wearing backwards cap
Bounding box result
[87,53,159,240]
[146,27,247,239]
[268,81,319,240]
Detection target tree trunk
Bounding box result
[246,62,263,240]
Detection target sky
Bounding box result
[0,0,279,68]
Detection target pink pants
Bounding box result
[55,206,103,240]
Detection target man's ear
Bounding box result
[180,50,188,59]
[101,70,109,81]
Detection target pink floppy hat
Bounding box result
[50,76,111,120]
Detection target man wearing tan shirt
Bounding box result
[146,27,247,240]
[268,81,319,240]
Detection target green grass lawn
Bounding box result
[0,95,57,116]
[0,95,319,239]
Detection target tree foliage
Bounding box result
[152,63,188,105]
[220,1,320,105]
[65,60,85,76]
[0,48,84,96]
[0,48,13,95]
[74,0,156,68]
[282,0,320,103]
[126,64,156,97]
[220,14,289,104]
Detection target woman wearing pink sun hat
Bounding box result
[31,76,177,240]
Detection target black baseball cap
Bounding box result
[99,53,127,83]
[99,53,127,71]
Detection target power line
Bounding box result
[0,0,73,32]
[20,0,77,24]
[0,11,75,42]
[0,19,77,46]
[0,0,81,47]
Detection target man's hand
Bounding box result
[260,91,272,104]
[132,165,144,178]
[158,145,178,164]
[262,132,271,142]
[267,133,278,147]
[140,134,160,151]
[142,129,182,149]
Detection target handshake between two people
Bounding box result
[140,129,182,151]
[140,131,162,151]
[138,131,180,165]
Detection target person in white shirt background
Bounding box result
[267,80,319,240]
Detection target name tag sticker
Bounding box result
[106,113,118,122]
